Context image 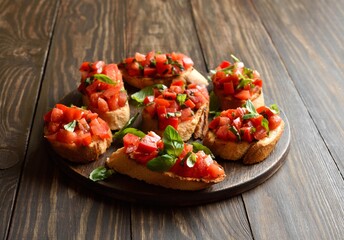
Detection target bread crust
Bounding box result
[106,148,225,191]
[141,104,208,141]
[203,120,285,164]
[119,66,208,89]
[82,95,130,130]
[45,129,112,163]
[215,89,265,110]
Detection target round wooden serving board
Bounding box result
[49,90,290,206]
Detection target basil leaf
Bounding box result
[262,118,270,132]
[147,154,176,172]
[89,166,115,182]
[186,153,197,168]
[209,69,217,75]
[64,120,76,132]
[115,128,146,142]
[163,125,184,157]
[176,94,187,105]
[85,77,92,86]
[131,84,167,103]
[93,74,116,85]
[229,126,241,141]
[244,100,257,114]
[243,113,259,120]
[236,77,252,89]
[113,113,141,141]
[210,91,220,113]
[269,104,280,114]
[231,54,241,63]
[191,142,215,159]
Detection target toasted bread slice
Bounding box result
[45,128,112,163]
[82,95,130,130]
[215,89,265,110]
[203,120,284,164]
[119,66,208,89]
[141,104,208,141]
[106,148,225,191]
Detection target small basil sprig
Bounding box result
[93,74,116,84]
[176,94,187,105]
[89,166,115,182]
[131,84,167,103]
[64,120,77,132]
[113,113,145,142]
[209,91,220,116]
[191,142,215,159]
[243,100,259,119]
[147,126,184,172]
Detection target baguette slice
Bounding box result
[203,120,284,164]
[82,95,130,130]
[45,128,112,163]
[120,66,208,89]
[141,103,208,141]
[106,147,225,191]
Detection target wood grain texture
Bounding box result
[124,0,252,238]
[131,198,253,240]
[253,0,344,173]
[7,0,131,239]
[0,0,58,238]
[191,0,344,239]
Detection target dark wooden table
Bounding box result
[1,0,343,239]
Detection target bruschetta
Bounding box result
[78,61,130,130]
[210,55,264,110]
[43,104,112,163]
[132,80,209,141]
[203,100,284,164]
[118,51,208,89]
[106,126,225,190]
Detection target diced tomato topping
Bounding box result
[234,90,251,100]
[184,99,196,109]
[268,115,282,130]
[155,98,170,107]
[219,61,231,69]
[56,129,77,144]
[135,52,146,62]
[159,116,178,130]
[180,108,193,121]
[51,108,64,122]
[123,133,140,153]
[253,125,267,140]
[155,54,167,63]
[143,67,157,77]
[163,91,177,100]
[182,56,194,69]
[118,91,127,107]
[241,127,253,142]
[223,81,234,95]
[143,96,155,105]
[89,118,110,139]
[137,134,159,153]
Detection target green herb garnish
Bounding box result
[176,94,187,105]
[64,120,76,132]
[131,84,167,103]
[243,100,259,119]
[229,126,241,141]
[93,74,116,85]
[89,166,115,182]
[146,154,176,172]
[191,142,215,159]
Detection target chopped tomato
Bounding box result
[143,96,155,105]
[207,162,225,179]
[143,67,157,77]
[97,98,109,113]
[159,116,178,130]
[163,91,177,100]
[223,81,234,95]
[107,95,118,110]
[208,117,220,129]
[89,118,110,138]
[241,127,253,142]
[184,99,196,109]
[269,115,282,130]
[123,133,140,153]
[102,64,121,82]
[64,107,82,123]
[155,98,170,107]
[250,115,263,127]
[56,129,77,144]
[118,91,127,107]
[182,56,194,69]
[155,54,167,63]
[234,90,251,100]
[51,108,64,122]
[144,103,156,117]
[135,52,146,62]
[156,62,172,75]
[180,108,193,121]
[137,134,159,153]
[253,126,267,140]
[219,61,231,69]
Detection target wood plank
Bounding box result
[124,0,252,238]
[191,0,344,239]
[7,0,131,239]
[253,0,344,172]
[0,0,58,238]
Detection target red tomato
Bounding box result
[127,62,141,76]
[90,61,105,73]
[123,133,140,153]
[184,99,196,109]
[232,117,242,130]
[241,127,253,142]
[156,62,172,75]
[156,105,167,116]
[223,81,234,95]
[102,64,121,82]
[47,122,60,133]
[56,129,77,144]
[107,95,118,110]
[55,104,69,112]
[180,108,193,121]
[155,98,170,107]
[125,57,135,65]
[144,103,156,117]
[216,125,230,140]
[182,56,194,69]
[171,80,185,87]
[97,98,109,113]
[256,106,274,118]
[250,115,263,127]
[253,79,263,87]
[118,91,127,107]
[159,117,178,130]
[79,62,90,71]
[218,117,230,126]
[51,108,64,122]
[143,96,155,105]
[208,117,220,129]
[102,87,118,100]
[219,61,231,69]
[253,126,267,140]
[89,118,110,139]
[143,67,157,77]
[137,134,159,153]
[155,54,167,63]
[234,90,251,100]
[135,52,146,62]
[64,108,82,123]
[163,91,177,100]
[269,115,282,130]
[207,162,225,179]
